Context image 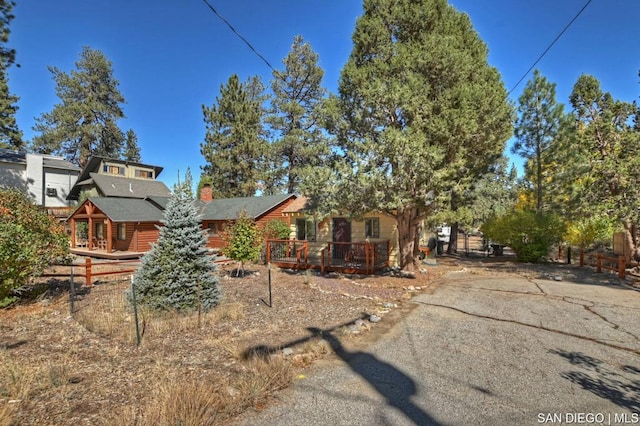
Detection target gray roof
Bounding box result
[43,156,81,172]
[89,197,166,222]
[199,194,295,221]
[70,193,294,224]
[0,149,26,164]
[89,173,172,198]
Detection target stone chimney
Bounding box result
[200,183,213,202]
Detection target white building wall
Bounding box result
[26,153,44,205]
[43,168,77,207]
[0,162,26,190]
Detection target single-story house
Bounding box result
[280,196,400,269]
[67,187,296,257]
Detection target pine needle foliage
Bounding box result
[131,170,220,312]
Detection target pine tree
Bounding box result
[131,169,221,312]
[513,69,564,212]
[31,46,139,167]
[0,0,22,150]
[201,74,266,197]
[266,35,331,194]
[308,0,512,269]
[123,129,141,162]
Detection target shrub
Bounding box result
[222,211,262,276]
[262,219,291,240]
[481,208,565,263]
[564,216,614,250]
[0,189,68,305]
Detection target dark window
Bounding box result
[207,223,219,235]
[117,223,126,240]
[365,217,380,238]
[103,164,125,175]
[296,218,316,241]
[46,188,57,197]
[135,169,153,178]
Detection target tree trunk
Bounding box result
[396,206,420,271]
[447,222,459,254]
[622,220,640,265]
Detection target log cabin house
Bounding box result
[66,156,296,259]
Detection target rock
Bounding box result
[354,319,366,328]
[407,285,416,291]
[347,324,361,334]
[383,302,396,309]
[554,276,563,281]
[226,386,240,397]
[369,314,381,323]
[282,347,294,356]
[254,272,260,277]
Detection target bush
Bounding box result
[481,208,565,263]
[222,211,262,276]
[262,219,290,240]
[0,189,69,305]
[564,216,614,250]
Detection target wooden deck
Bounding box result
[70,248,145,260]
[266,239,390,275]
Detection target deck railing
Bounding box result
[266,239,389,274]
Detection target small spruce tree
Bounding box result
[131,169,220,311]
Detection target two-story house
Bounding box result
[0,148,81,218]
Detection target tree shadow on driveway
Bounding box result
[550,349,640,412]
[242,318,440,425]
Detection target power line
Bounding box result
[508,0,593,96]
[200,0,276,73]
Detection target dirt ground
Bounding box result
[0,254,636,425]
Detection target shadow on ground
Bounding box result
[243,318,441,425]
[550,349,640,412]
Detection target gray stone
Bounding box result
[369,314,381,323]
[282,347,294,356]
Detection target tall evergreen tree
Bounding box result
[513,69,564,212]
[131,169,220,312]
[201,74,266,197]
[0,0,21,150]
[568,74,640,262]
[311,0,512,269]
[31,46,139,167]
[123,129,141,162]
[266,35,331,194]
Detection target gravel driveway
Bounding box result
[237,266,640,426]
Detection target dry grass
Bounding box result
[2,261,432,425]
[110,356,292,426]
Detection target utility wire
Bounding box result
[200,0,276,73]
[508,0,593,96]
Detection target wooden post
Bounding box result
[579,250,584,267]
[85,257,92,286]
[618,256,626,280]
[266,240,271,264]
[596,252,602,273]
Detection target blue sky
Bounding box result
[9,0,640,187]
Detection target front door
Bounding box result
[332,218,351,260]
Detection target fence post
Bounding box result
[266,240,271,264]
[618,256,626,280]
[596,253,602,273]
[131,275,141,346]
[567,246,572,265]
[86,257,92,286]
[579,250,584,267]
[69,264,75,315]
